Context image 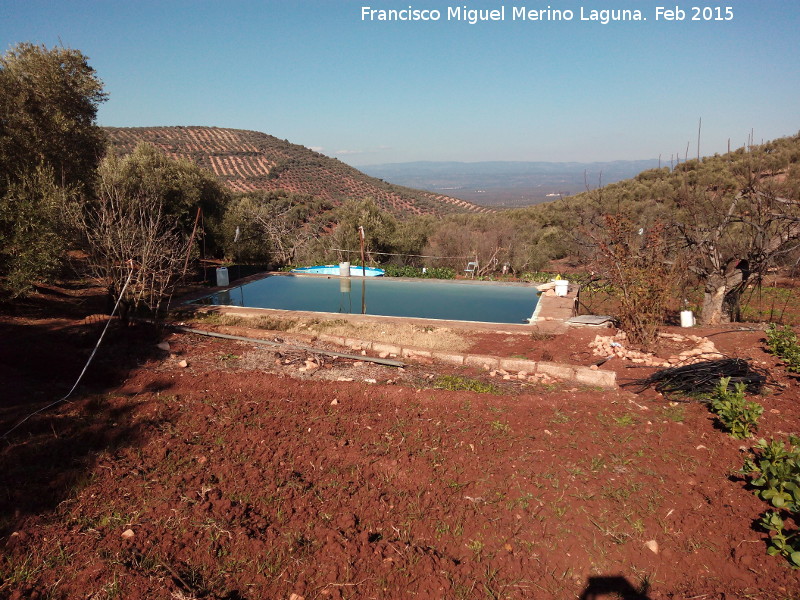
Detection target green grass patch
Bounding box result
[433,375,501,394]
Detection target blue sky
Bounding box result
[1,0,798,165]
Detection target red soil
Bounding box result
[1,284,798,599]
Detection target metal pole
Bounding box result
[359,226,366,276]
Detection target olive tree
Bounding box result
[221,191,330,265]
[72,144,229,318]
[0,42,106,296]
[673,141,800,324]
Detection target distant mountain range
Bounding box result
[360,160,662,206]
[103,127,491,217]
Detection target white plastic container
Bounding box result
[680,310,695,327]
[554,279,569,297]
[216,267,229,287]
[339,261,351,277]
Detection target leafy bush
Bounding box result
[742,436,800,567]
[381,264,422,278]
[759,512,800,568]
[765,324,800,373]
[381,265,455,279]
[590,216,679,350]
[423,267,455,279]
[708,377,763,439]
[519,271,558,283]
[744,436,800,510]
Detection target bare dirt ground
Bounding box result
[1,282,799,599]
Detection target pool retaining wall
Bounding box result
[313,332,617,389]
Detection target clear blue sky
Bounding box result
[1,0,798,165]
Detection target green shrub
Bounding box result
[381,265,455,279]
[709,377,763,439]
[744,436,800,510]
[742,436,800,567]
[382,264,423,278]
[423,266,455,279]
[765,324,800,373]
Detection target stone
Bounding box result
[372,342,401,356]
[121,528,135,539]
[499,358,537,373]
[401,348,432,359]
[431,351,465,366]
[537,362,576,381]
[573,367,616,388]
[465,355,498,370]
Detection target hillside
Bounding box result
[360,159,660,206]
[103,126,490,217]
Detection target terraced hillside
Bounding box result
[104,126,490,217]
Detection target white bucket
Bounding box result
[339,261,351,277]
[554,279,569,297]
[680,310,695,327]
[216,267,229,287]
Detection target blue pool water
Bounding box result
[194,275,539,324]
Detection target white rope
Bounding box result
[2,269,135,440]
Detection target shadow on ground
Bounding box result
[0,306,173,535]
[579,575,653,599]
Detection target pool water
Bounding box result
[194,275,539,324]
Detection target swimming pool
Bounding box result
[194,274,540,324]
[292,265,385,277]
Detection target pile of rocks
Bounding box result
[590,331,724,368]
[488,368,558,384]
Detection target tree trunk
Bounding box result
[700,269,744,325]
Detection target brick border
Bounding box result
[315,333,616,389]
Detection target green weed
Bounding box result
[490,420,510,434]
[709,377,763,439]
[433,375,500,394]
[742,435,800,567]
[466,538,485,557]
[766,324,800,373]
[661,404,686,423]
[613,414,636,427]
